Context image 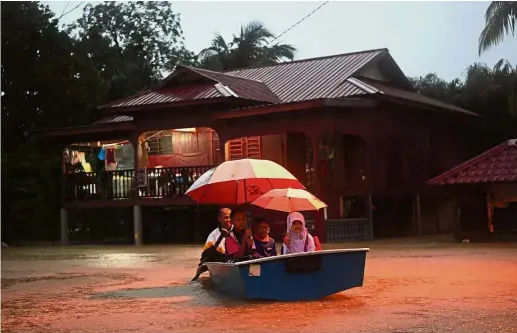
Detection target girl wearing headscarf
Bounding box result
[282,212,315,254]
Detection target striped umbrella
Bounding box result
[185,159,305,205]
[251,188,327,213]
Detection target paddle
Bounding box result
[191,228,229,281]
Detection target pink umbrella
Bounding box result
[185,159,305,205]
[251,188,327,213]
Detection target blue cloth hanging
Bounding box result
[98,146,106,161]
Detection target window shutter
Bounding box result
[227,136,262,160]
[228,138,244,160]
[245,136,261,159]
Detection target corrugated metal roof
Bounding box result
[351,78,476,116]
[99,48,474,117]
[101,48,385,109]
[184,66,281,103]
[428,139,517,185]
[94,115,134,124]
[225,48,385,102]
[103,67,280,109]
[106,84,221,108]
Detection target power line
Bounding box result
[268,1,330,45]
[57,1,85,21]
[60,1,71,18]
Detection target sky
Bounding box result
[43,1,516,81]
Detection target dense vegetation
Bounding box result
[1,1,516,243]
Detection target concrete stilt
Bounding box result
[60,208,68,246]
[133,205,143,245]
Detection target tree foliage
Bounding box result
[410,59,517,142]
[198,21,296,70]
[478,1,517,55]
[68,1,197,102]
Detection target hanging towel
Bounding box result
[106,148,116,165]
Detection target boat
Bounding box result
[205,248,370,301]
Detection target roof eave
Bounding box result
[32,121,135,138]
[375,94,480,117]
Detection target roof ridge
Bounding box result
[225,48,389,73]
[427,139,516,185]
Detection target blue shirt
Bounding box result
[252,236,277,258]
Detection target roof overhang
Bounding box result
[32,122,135,139]
[212,98,378,120]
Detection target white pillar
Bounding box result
[60,208,68,246]
[133,205,143,245]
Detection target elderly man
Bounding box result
[192,208,233,281]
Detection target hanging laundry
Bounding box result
[138,141,149,169]
[106,148,116,165]
[98,146,106,161]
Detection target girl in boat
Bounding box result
[282,212,315,254]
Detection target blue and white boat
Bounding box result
[205,248,369,301]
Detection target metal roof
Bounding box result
[428,139,517,185]
[347,77,476,116]
[101,48,385,110]
[99,48,475,117]
[103,84,222,109]
[183,66,281,103]
[102,66,280,109]
[225,48,385,102]
[94,115,134,124]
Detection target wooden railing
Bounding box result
[64,169,135,201]
[64,166,214,202]
[138,166,213,198]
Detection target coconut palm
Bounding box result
[478,2,517,55]
[198,21,296,71]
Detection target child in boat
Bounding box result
[251,218,277,258]
[282,212,315,254]
[225,210,254,261]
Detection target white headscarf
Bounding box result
[285,212,308,253]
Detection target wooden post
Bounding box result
[60,208,68,246]
[311,134,326,242]
[133,205,143,245]
[368,194,374,240]
[415,196,422,236]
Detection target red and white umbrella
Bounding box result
[251,188,327,213]
[185,159,305,205]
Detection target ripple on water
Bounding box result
[90,278,367,312]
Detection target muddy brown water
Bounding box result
[2,237,517,333]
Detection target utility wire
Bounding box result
[268,1,330,45]
[57,1,85,21]
[60,1,71,18]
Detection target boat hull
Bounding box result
[206,248,369,301]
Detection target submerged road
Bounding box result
[2,237,517,333]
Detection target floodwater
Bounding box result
[2,236,517,333]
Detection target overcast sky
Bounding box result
[43,1,517,81]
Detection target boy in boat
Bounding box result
[282,212,315,254]
[251,218,277,258]
[192,208,234,281]
[225,210,254,261]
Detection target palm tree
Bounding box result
[478,2,517,55]
[198,21,296,71]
